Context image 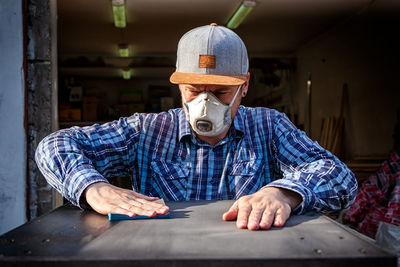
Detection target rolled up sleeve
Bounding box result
[265,112,358,214]
[35,116,140,208]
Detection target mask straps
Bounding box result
[182,90,188,104]
[181,89,191,122]
[223,84,243,125]
[228,84,243,108]
[182,84,243,106]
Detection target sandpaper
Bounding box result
[108,198,170,221]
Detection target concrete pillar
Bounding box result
[0,0,27,235]
[26,0,58,219]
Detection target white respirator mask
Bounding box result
[182,85,242,137]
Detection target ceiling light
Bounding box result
[227,0,256,29]
[118,43,129,57]
[122,69,131,79]
[112,0,126,28]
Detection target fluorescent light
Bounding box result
[227,0,256,29]
[112,0,126,28]
[118,43,129,57]
[122,69,131,79]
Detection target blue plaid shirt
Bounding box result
[35,106,357,214]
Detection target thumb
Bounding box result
[222,201,239,221]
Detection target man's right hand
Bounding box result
[84,182,169,217]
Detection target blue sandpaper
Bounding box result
[108,213,170,221]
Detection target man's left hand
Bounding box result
[222,187,302,230]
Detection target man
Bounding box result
[35,23,357,231]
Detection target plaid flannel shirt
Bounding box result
[35,106,357,213]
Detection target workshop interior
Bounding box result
[0,0,399,260]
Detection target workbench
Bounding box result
[0,200,396,266]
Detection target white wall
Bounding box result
[0,0,27,234]
[296,12,400,160]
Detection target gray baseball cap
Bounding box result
[170,23,249,85]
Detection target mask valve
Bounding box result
[196,120,212,132]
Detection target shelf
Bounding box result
[59,121,109,128]
[59,66,175,78]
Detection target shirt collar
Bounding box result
[178,108,192,141]
[178,106,245,142]
[232,105,245,137]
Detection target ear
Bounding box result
[241,72,250,97]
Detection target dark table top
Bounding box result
[0,200,396,267]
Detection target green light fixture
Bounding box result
[122,69,131,79]
[112,0,127,28]
[118,43,129,57]
[227,0,256,29]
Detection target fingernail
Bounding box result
[249,223,259,230]
[158,207,168,213]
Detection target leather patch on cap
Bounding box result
[199,55,216,68]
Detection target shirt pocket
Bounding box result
[150,159,189,201]
[228,159,265,199]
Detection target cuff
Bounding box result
[67,166,109,209]
[77,178,110,210]
[263,179,314,214]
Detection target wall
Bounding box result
[26,0,59,219]
[0,0,27,234]
[296,10,400,160]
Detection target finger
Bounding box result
[222,201,239,221]
[236,202,252,229]
[120,202,157,217]
[109,206,136,217]
[273,205,291,227]
[131,191,159,201]
[259,206,277,230]
[125,197,144,207]
[247,205,264,231]
[135,197,169,214]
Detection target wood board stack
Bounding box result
[318,84,348,158]
[318,116,344,157]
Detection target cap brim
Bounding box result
[170,72,247,85]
